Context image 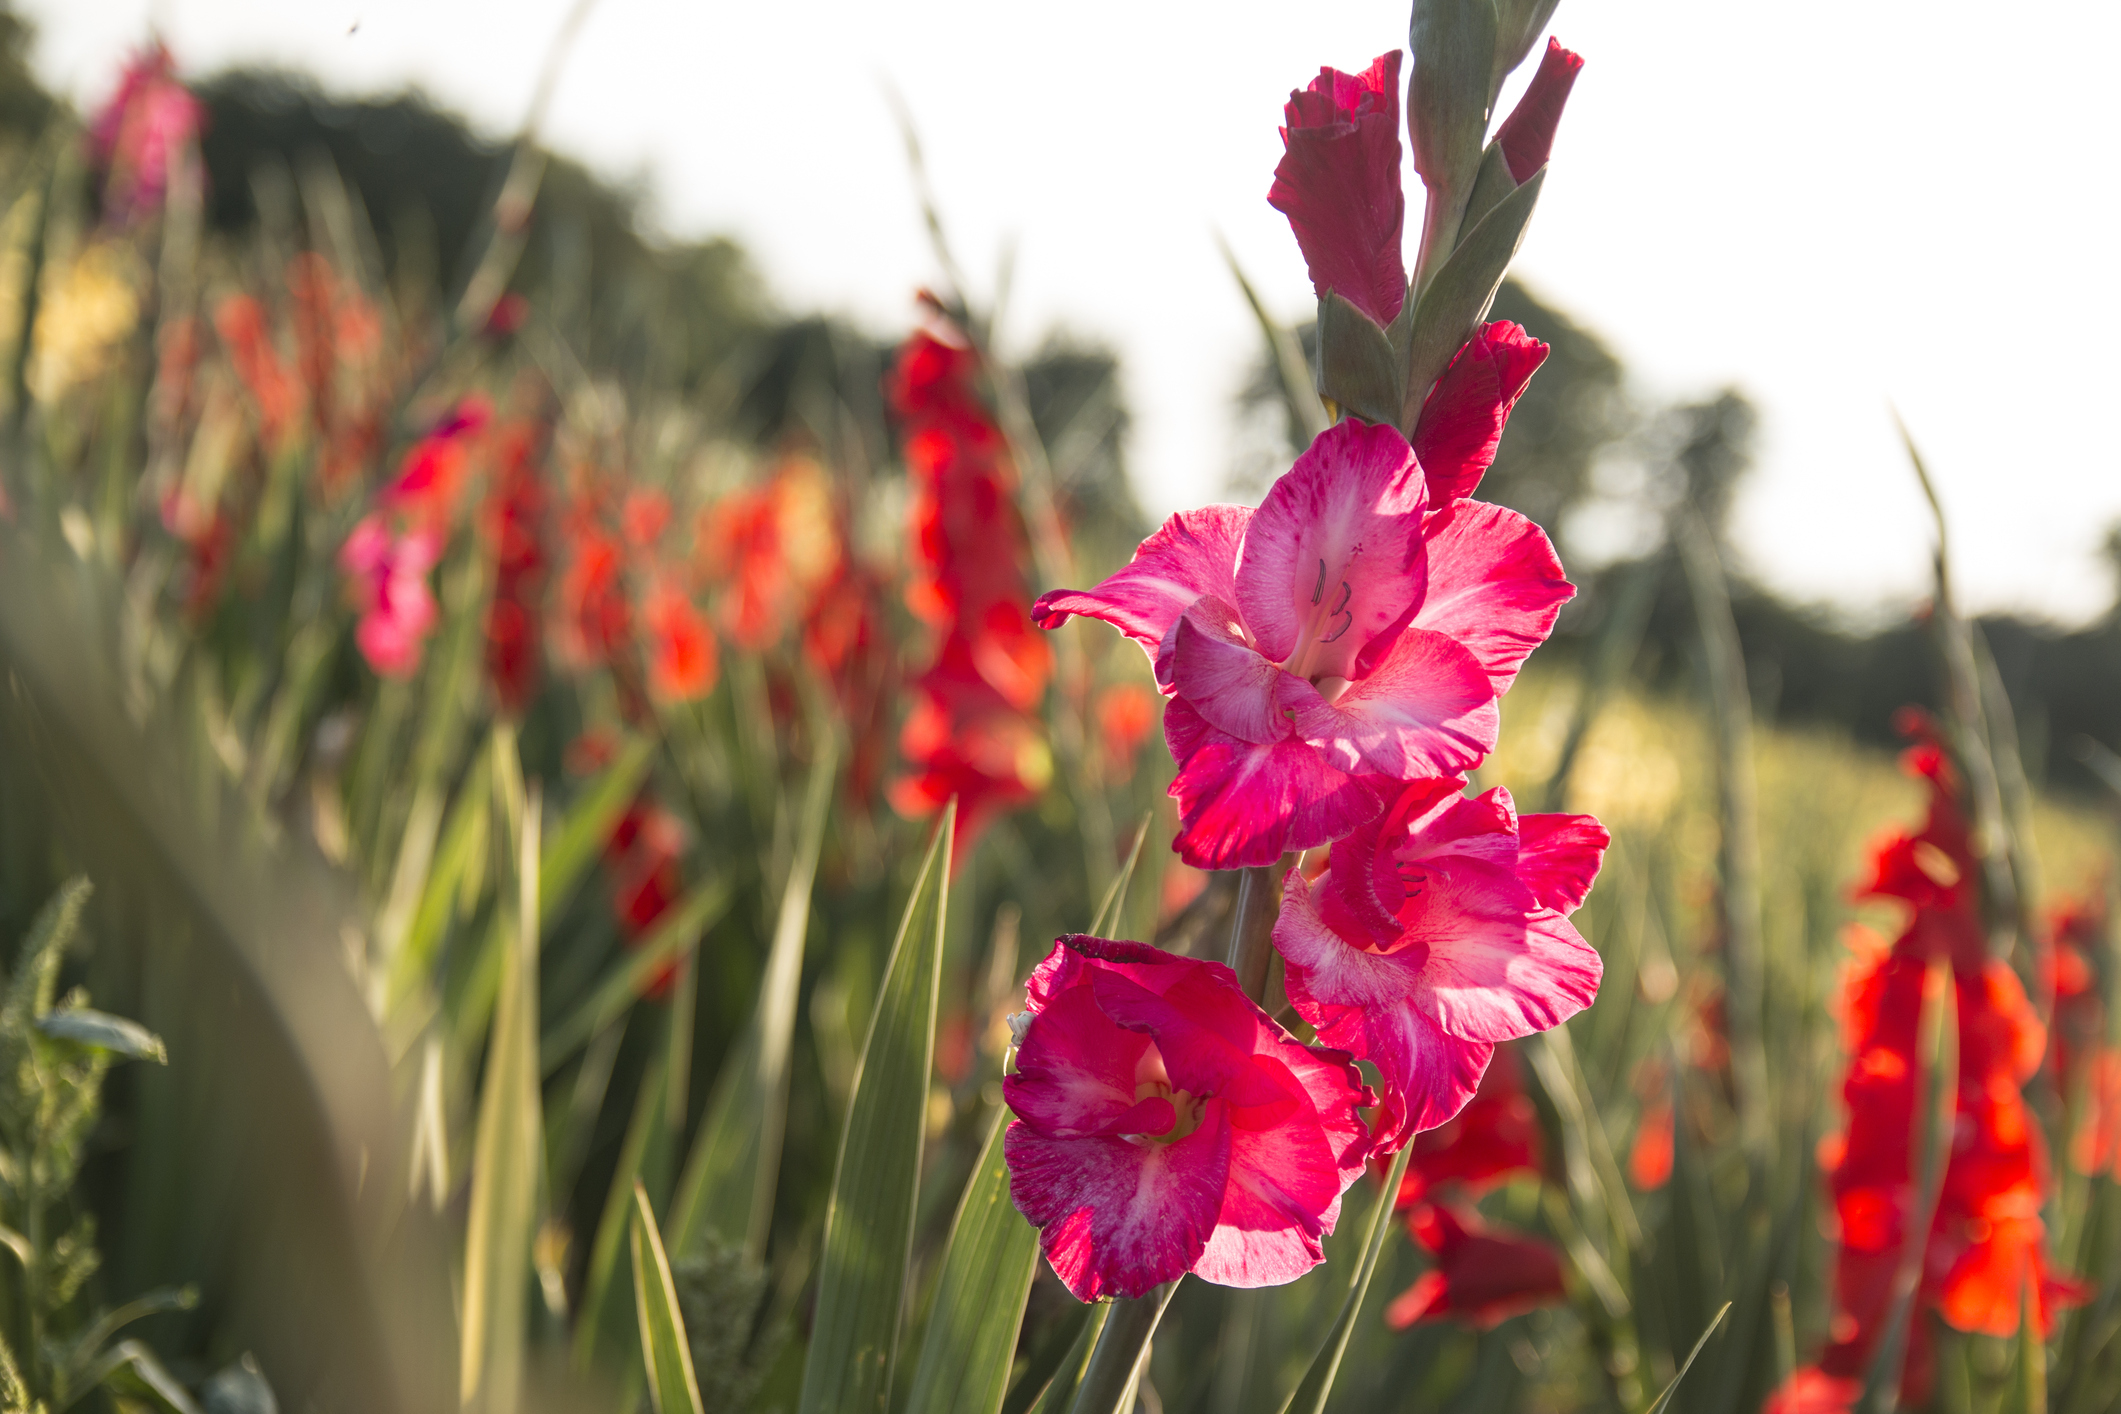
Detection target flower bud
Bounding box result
[1495,38,1583,183]
[1267,52,1407,328]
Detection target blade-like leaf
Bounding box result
[1646,1303,1733,1414]
[1009,1306,1103,1414]
[902,1109,1041,1414]
[1279,1141,1415,1414]
[38,1008,166,1063]
[459,750,543,1414]
[539,734,654,926]
[1316,290,1403,429]
[1219,237,1327,445]
[571,1052,670,1372]
[796,802,953,1414]
[538,879,733,1075]
[630,1183,706,1414]
[1398,169,1544,433]
[1087,815,1150,940]
[667,730,839,1262]
[387,748,492,1014]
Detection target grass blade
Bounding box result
[537,878,733,1075]
[666,730,839,1263]
[570,1051,670,1371]
[1646,1302,1733,1414]
[1278,1141,1416,1414]
[902,1108,1041,1414]
[630,1182,706,1414]
[1087,813,1149,939]
[796,801,953,1414]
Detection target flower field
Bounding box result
[0,5,2112,1414]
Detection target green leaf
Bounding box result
[1398,169,1544,434]
[1278,1140,1415,1414]
[1087,814,1150,939]
[540,735,655,927]
[538,878,734,1075]
[902,1109,1042,1414]
[459,747,544,1414]
[667,730,840,1263]
[1645,1302,1732,1414]
[1454,142,1520,248]
[571,1053,671,1372]
[1316,290,1404,429]
[796,802,953,1414]
[386,747,492,1013]
[1018,1305,1105,1414]
[38,1008,166,1063]
[631,1183,707,1414]
[1219,237,1327,446]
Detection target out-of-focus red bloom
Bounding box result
[1761,1368,1861,1414]
[484,292,529,338]
[622,487,672,550]
[385,397,492,530]
[887,325,1052,855]
[339,515,441,678]
[1493,39,1584,184]
[483,421,548,715]
[1385,1200,1566,1329]
[802,558,895,805]
[2045,892,2107,1096]
[1267,51,1407,328]
[1627,1061,1674,1191]
[213,294,299,451]
[1385,1042,1542,1209]
[2074,1049,2121,1177]
[700,454,841,652]
[642,582,717,703]
[88,42,203,223]
[1095,683,1157,777]
[557,520,632,670]
[1159,860,1207,923]
[1775,716,2089,1411]
[604,798,687,1000]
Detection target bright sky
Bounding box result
[22,0,2121,625]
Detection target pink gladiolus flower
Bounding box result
[1004,935,1374,1301]
[1032,419,1571,868]
[1409,322,1548,506]
[339,515,441,678]
[1268,52,1407,328]
[1273,778,1606,1146]
[1494,39,1584,184]
[88,43,203,224]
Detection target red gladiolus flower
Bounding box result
[2045,893,2106,1096]
[1628,1091,1674,1192]
[88,43,203,224]
[386,397,493,530]
[213,294,300,451]
[1384,1200,1565,1329]
[1775,719,2089,1411]
[604,799,687,1000]
[802,558,895,805]
[1761,1368,1862,1414]
[1387,1041,1543,1209]
[1095,683,1157,777]
[888,325,1052,854]
[1407,322,1549,506]
[1003,935,1374,1301]
[1267,52,1407,328]
[557,523,632,670]
[1274,777,1605,1146]
[700,454,842,652]
[642,582,717,703]
[1036,419,1570,868]
[339,515,440,678]
[483,422,548,715]
[1494,39,1583,184]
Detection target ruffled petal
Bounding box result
[1165,697,1391,868]
[1411,500,1570,692]
[1170,609,1293,746]
[1235,420,1426,679]
[1408,321,1548,506]
[1281,628,1498,778]
[1003,981,1156,1138]
[1005,1102,1232,1301]
[1513,812,1611,914]
[1031,504,1250,684]
[1403,860,1604,1043]
[1266,52,1407,328]
[1191,1116,1340,1288]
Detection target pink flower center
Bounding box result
[1126,1045,1208,1147]
[1286,555,1356,682]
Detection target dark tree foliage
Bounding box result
[1020,335,1148,569]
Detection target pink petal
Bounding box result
[1191,1116,1340,1287]
[1281,628,1498,778]
[1514,813,1611,914]
[1275,870,1493,1144]
[1401,860,1603,1043]
[1165,697,1391,869]
[1495,39,1584,184]
[1170,608,1292,746]
[1235,421,1426,681]
[1006,1103,1233,1301]
[1004,981,1157,1138]
[1411,500,1571,691]
[1032,505,1250,685]
[1409,322,1549,506]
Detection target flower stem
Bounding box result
[1066,1281,1178,1414]
[1225,863,1282,1005]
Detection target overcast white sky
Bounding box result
[21,0,2121,625]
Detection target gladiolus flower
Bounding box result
[1267,52,1407,328]
[1384,1200,1566,1329]
[1035,419,1570,868]
[339,515,440,678]
[1407,322,1549,506]
[699,455,841,651]
[1493,39,1584,184]
[213,294,299,451]
[1274,777,1605,1145]
[483,422,548,715]
[605,799,688,1000]
[1386,1040,1543,1208]
[1004,935,1374,1301]
[642,583,717,703]
[386,397,492,530]
[2045,894,2106,1096]
[88,43,202,224]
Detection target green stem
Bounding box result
[1225,863,1282,1005]
[1066,1282,1177,1414]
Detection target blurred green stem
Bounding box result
[1226,864,1282,1005]
[1067,1282,1176,1414]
